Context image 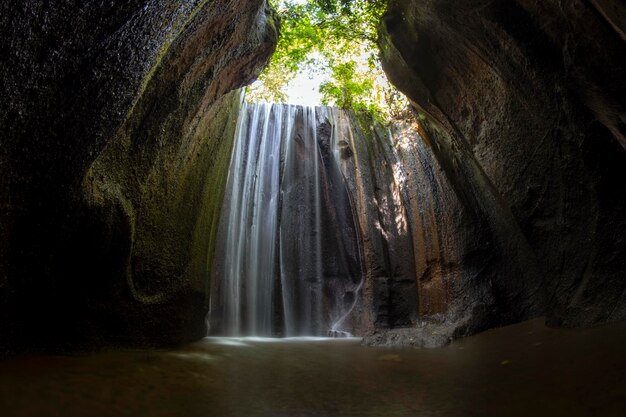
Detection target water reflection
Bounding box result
[0,319,624,417]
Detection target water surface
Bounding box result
[1,319,624,416]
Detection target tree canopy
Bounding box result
[247,0,408,120]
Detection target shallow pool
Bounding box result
[1,319,624,416]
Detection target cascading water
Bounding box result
[208,103,365,337]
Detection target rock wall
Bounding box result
[379,0,626,337]
[331,112,419,334]
[0,0,277,352]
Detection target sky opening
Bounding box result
[246,0,409,119]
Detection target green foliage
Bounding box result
[247,0,409,121]
[320,61,373,108]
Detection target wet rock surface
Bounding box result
[0,1,278,352]
[325,111,419,335]
[362,317,458,349]
[380,0,626,337]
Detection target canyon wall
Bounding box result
[379,0,626,338]
[0,0,277,352]
[1,0,624,352]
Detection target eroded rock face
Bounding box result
[0,0,277,352]
[379,0,626,335]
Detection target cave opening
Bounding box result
[248,0,408,114]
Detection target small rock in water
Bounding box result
[327,330,352,338]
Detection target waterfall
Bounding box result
[209,104,364,337]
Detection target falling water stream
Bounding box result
[209,103,364,337]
